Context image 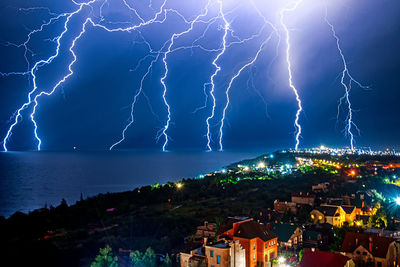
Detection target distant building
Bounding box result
[300,249,354,267]
[218,218,278,267]
[270,223,303,250]
[312,183,329,193]
[195,221,217,240]
[292,192,316,206]
[340,232,399,267]
[273,200,297,214]
[364,228,400,240]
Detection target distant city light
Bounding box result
[176,182,183,189]
[257,162,265,169]
[221,169,227,174]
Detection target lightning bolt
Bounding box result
[0,9,68,76]
[157,0,213,151]
[110,54,161,150]
[279,0,304,151]
[218,28,277,151]
[324,5,369,150]
[205,0,229,151]
[2,0,99,151]
[31,18,91,150]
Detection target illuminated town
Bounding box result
[2,147,400,266]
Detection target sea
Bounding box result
[0,149,270,218]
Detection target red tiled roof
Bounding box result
[341,232,394,258]
[300,249,349,267]
[235,221,276,241]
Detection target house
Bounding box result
[205,240,245,267]
[180,239,245,267]
[342,206,357,223]
[312,183,329,193]
[195,221,217,240]
[303,223,333,250]
[310,205,347,226]
[364,228,400,240]
[300,249,354,267]
[340,232,399,267]
[273,200,297,214]
[218,218,278,267]
[292,192,316,206]
[180,247,207,267]
[270,223,303,250]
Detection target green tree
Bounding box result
[162,254,172,267]
[129,250,144,267]
[368,210,388,228]
[298,248,305,261]
[143,247,156,267]
[91,245,118,267]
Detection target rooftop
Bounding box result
[300,249,350,267]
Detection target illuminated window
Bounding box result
[253,254,256,260]
[318,216,322,220]
[217,256,220,264]
[311,214,314,219]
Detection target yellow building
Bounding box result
[310,205,347,227]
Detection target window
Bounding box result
[356,251,360,255]
[253,254,256,260]
[311,214,314,219]
[253,244,256,250]
[210,250,214,257]
[362,252,367,255]
[217,256,221,264]
[318,216,322,220]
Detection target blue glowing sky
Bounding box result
[0,0,399,151]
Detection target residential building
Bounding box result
[270,223,303,250]
[180,247,207,267]
[342,206,357,223]
[303,223,333,250]
[292,192,316,206]
[364,228,400,240]
[195,221,217,240]
[218,218,278,267]
[310,205,347,227]
[340,232,399,267]
[205,240,245,267]
[312,183,329,193]
[180,239,245,267]
[273,200,297,214]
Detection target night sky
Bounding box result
[0,0,399,151]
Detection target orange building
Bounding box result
[218,218,278,267]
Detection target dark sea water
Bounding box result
[0,149,268,217]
